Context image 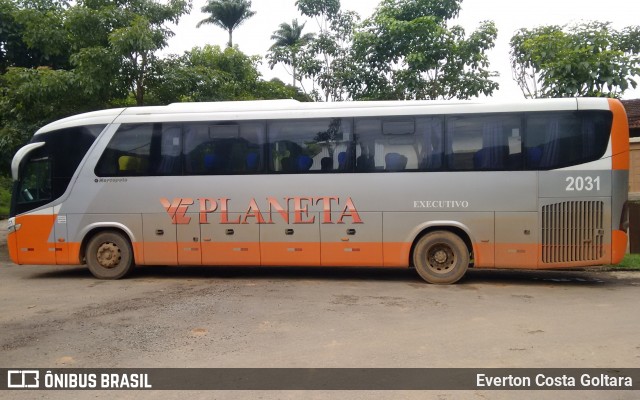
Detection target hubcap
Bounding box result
[433,249,448,263]
[96,242,121,269]
[427,244,455,274]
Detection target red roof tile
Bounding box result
[622,99,640,129]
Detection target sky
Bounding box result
[165,0,640,100]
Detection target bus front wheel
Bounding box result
[86,231,134,279]
[413,231,469,284]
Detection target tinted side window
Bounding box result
[446,115,522,171]
[95,123,182,176]
[269,118,353,173]
[184,121,265,175]
[37,125,104,198]
[416,117,444,170]
[41,125,104,194]
[525,111,611,170]
[354,117,444,172]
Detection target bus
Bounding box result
[7,98,629,284]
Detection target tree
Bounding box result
[147,45,310,104]
[267,19,315,88]
[0,0,71,71]
[347,0,498,100]
[510,22,640,98]
[197,0,255,48]
[71,0,191,106]
[295,0,358,101]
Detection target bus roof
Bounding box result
[35,97,611,135]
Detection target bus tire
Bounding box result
[85,231,134,279]
[413,231,469,284]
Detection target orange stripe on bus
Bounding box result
[493,243,538,268]
[608,98,630,171]
[15,235,620,270]
[260,242,321,266]
[142,242,177,265]
[201,242,261,265]
[487,243,611,269]
[133,242,145,265]
[65,242,82,265]
[321,242,384,266]
[382,242,412,267]
[611,230,627,265]
[13,214,56,264]
[472,242,494,268]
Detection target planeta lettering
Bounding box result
[160,196,363,225]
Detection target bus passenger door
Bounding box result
[177,213,201,265]
[201,213,260,265]
[260,213,320,266]
[142,213,177,265]
[321,212,382,266]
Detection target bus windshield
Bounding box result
[11,125,105,216]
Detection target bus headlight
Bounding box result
[7,217,20,233]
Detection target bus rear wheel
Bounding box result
[413,231,469,284]
[86,231,134,279]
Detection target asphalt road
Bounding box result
[1,223,640,399]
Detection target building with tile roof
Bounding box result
[622,99,640,138]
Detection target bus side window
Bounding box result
[96,124,153,177]
[355,119,380,172]
[96,123,183,177]
[356,117,424,172]
[416,117,444,171]
[155,124,182,175]
[447,115,521,171]
[268,118,350,173]
[183,121,265,175]
[524,112,610,170]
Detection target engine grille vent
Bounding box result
[542,201,604,264]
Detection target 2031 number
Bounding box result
[566,176,600,191]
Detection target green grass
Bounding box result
[0,175,11,218]
[610,254,640,270]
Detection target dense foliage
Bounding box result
[346,0,499,100]
[510,22,640,98]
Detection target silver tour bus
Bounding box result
[8,98,630,283]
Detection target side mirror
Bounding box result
[11,142,45,181]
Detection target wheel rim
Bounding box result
[96,242,121,269]
[425,243,456,274]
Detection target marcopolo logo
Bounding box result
[7,370,40,388]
